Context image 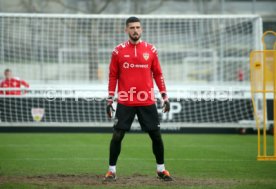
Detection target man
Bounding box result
[105,17,172,181]
[0,68,29,95]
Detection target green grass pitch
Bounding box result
[0,133,275,189]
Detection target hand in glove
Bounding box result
[106,96,115,118]
[161,93,170,113]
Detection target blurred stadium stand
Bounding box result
[0,0,275,29]
[0,1,274,16]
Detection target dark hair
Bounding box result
[4,68,11,73]
[126,16,140,26]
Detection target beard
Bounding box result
[129,33,141,42]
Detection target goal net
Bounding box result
[0,14,262,129]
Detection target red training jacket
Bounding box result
[108,40,167,106]
[0,77,30,95]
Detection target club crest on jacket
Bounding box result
[143,53,149,61]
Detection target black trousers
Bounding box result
[109,103,164,166]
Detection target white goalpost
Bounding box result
[0,14,263,129]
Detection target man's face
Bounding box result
[125,22,142,42]
[4,71,12,79]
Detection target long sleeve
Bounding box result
[20,80,29,88]
[151,51,167,94]
[108,41,166,106]
[108,51,119,97]
[0,82,3,95]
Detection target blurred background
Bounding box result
[0,0,275,84]
[0,0,275,127]
[0,0,275,30]
[1,2,276,187]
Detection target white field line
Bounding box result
[0,144,243,148]
[0,157,255,162]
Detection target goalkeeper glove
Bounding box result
[106,96,115,118]
[161,93,170,113]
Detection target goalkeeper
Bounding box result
[105,16,172,181]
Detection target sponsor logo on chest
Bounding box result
[123,62,149,69]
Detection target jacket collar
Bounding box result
[128,39,142,46]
